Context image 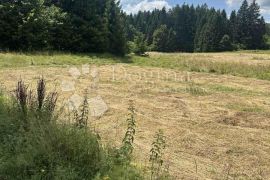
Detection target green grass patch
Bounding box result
[207,84,270,97]
[0,52,131,68]
[226,102,266,113]
[130,52,270,81]
[186,82,208,96]
[207,84,255,97]
[208,84,244,93]
[2,51,270,81]
[131,52,270,81]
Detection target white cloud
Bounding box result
[121,0,171,14]
[226,0,270,18]
[226,0,270,11]
[260,0,270,15]
[226,0,242,7]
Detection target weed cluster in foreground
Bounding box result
[0,79,171,180]
[0,79,142,179]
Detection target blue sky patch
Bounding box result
[120,0,270,22]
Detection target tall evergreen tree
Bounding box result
[108,0,127,56]
[247,0,266,49]
[0,0,21,50]
[152,25,176,52]
[194,4,209,51]
[196,10,218,52]
[236,0,251,48]
[229,10,238,43]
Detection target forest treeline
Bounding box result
[125,0,269,52]
[0,0,269,55]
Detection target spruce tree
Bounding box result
[229,10,238,43]
[0,0,21,50]
[248,0,266,49]
[237,0,251,48]
[152,25,176,52]
[108,0,127,56]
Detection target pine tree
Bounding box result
[0,0,21,50]
[248,0,266,49]
[194,4,209,51]
[152,25,171,52]
[171,4,196,52]
[153,25,176,52]
[229,10,238,43]
[108,0,127,56]
[236,0,251,48]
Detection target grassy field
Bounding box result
[2,50,270,80]
[1,51,270,179]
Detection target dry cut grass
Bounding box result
[1,51,270,179]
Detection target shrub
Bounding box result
[133,33,148,56]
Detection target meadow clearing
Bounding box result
[1,51,270,179]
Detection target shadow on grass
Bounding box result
[22,51,135,64]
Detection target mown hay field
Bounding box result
[1,51,270,179]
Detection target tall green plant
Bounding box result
[150,129,166,180]
[118,101,136,163]
[74,94,89,129]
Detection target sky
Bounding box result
[120,0,270,22]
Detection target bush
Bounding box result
[127,41,136,54]
[133,33,147,56]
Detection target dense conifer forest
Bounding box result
[0,0,269,55]
[125,0,268,52]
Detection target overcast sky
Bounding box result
[120,0,270,22]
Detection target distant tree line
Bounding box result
[0,0,268,55]
[0,0,127,55]
[125,0,268,53]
